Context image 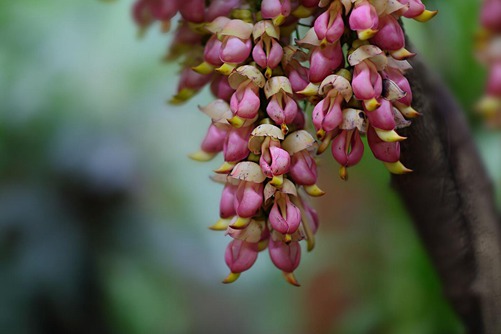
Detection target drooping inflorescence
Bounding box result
[131,0,436,285]
[476,0,501,127]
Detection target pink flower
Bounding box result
[289,150,317,186]
[201,123,227,155]
[210,75,235,101]
[349,0,378,40]
[331,129,364,168]
[365,98,396,131]
[204,35,224,67]
[230,81,261,119]
[224,239,259,274]
[178,68,212,92]
[266,93,299,126]
[399,0,425,18]
[261,0,292,24]
[284,59,309,93]
[221,37,253,64]
[171,68,212,104]
[170,21,201,46]
[132,0,179,28]
[234,181,264,218]
[269,193,301,235]
[269,239,301,276]
[179,0,205,23]
[398,0,437,22]
[223,126,252,163]
[260,144,291,179]
[219,20,254,66]
[309,43,344,83]
[220,183,237,219]
[370,15,405,52]
[352,60,382,101]
[253,38,284,72]
[312,93,344,133]
[367,126,400,163]
[206,0,243,22]
[314,2,345,44]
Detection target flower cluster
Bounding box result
[131,0,436,285]
[476,0,501,127]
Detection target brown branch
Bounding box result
[391,56,501,333]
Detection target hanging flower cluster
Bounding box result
[476,0,501,127]
[131,0,436,285]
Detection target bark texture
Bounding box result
[392,56,501,334]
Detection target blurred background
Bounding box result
[1,0,500,333]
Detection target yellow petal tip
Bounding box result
[358,29,378,41]
[188,150,217,162]
[214,161,236,174]
[374,129,406,142]
[384,161,413,174]
[209,218,231,231]
[304,184,325,197]
[229,216,251,229]
[283,272,300,287]
[364,98,381,111]
[413,10,438,23]
[222,272,241,284]
[192,62,214,75]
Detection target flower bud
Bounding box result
[224,239,259,277]
[211,75,235,101]
[260,145,291,179]
[314,2,345,44]
[352,60,382,102]
[252,38,284,73]
[204,35,224,67]
[261,0,292,25]
[370,15,406,52]
[399,0,438,22]
[365,98,396,131]
[313,93,344,133]
[171,68,212,104]
[201,123,227,154]
[230,81,261,119]
[207,0,243,22]
[132,0,179,30]
[309,43,344,83]
[220,183,238,218]
[289,150,318,186]
[331,129,364,168]
[221,37,253,64]
[349,0,378,40]
[269,193,301,235]
[367,126,400,163]
[179,0,205,23]
[224,126,252,163]
[218,20,254,67]
[269,238,301,273]
[234,181,264,218]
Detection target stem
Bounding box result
[391,54,501,334]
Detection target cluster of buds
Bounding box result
[476,0,501,127]
[130,0,436,285]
